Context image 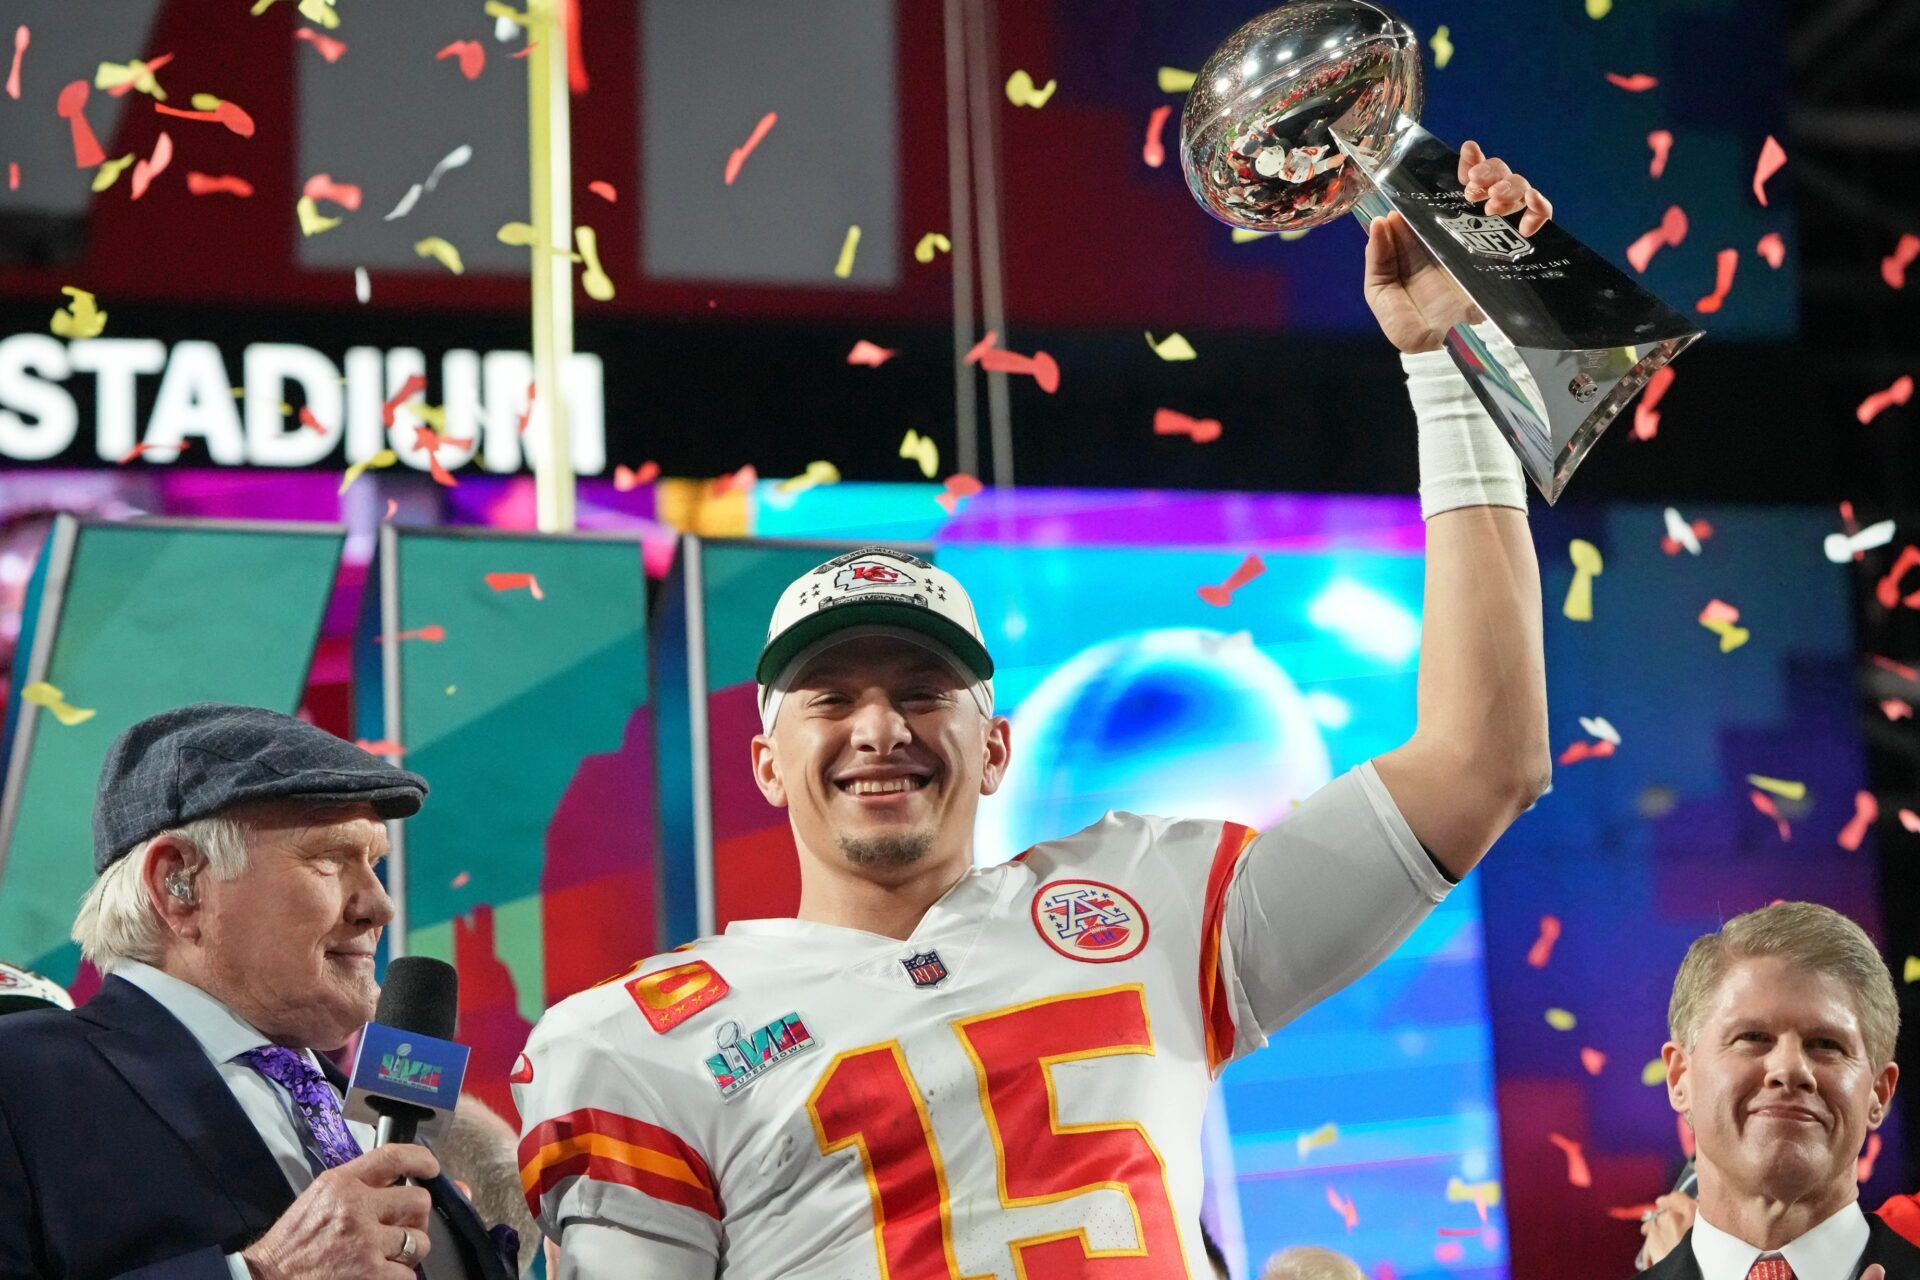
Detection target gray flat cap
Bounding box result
[92,703,428,873]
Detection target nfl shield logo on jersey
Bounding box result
[901,950,948,988]
[1033,880,1150,963]
[1437,211,1534,262]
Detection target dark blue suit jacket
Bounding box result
[0,975,516,1280]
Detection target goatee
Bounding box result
[839,830,935,868]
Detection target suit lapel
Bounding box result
[80,976,295,1235]
[1646,1229,1705,1280]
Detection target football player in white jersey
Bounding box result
[516,142,1555,1279]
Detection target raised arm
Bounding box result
[1364,141,1553,880]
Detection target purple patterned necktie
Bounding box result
[240,1045,365,1171]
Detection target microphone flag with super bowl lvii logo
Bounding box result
[344,1021,470,1143]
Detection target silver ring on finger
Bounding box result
[392,1227,419,1265]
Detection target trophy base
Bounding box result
[1335,120,1704,503]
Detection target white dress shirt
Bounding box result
[116,963,375,1278]
[1690,1200,1871,1280]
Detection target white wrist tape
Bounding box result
[1403,342,1528,520]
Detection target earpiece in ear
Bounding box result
[164,872,195,904]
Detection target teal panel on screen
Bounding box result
[0,517,345,983]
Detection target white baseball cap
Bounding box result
[756,547,995,730]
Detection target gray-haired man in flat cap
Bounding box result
[0,704,515,1280]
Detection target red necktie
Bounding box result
[1746,1256,1796,1280]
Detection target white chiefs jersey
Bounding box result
[515,762,1451,1278]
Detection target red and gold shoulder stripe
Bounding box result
[1199,821,1259,1074]
[519,1107,721,1221]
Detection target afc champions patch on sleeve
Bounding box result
[1032,880,1149,963]
[626,959,731,1034]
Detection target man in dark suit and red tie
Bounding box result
[0,705,517,1280]
[1639,902,1920,1280]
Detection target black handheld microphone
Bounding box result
[345,956,469,1151]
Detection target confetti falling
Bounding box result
[437,40,486,79]
[1876,544,1920,608]
[1142,104,1172,168]
[1756,231,1785,268]
[713,464,759,497]
[1004,69,1057,108]
[186,172,254,197]
[724,111,778,185]
[1627,205,1687,273]
[1580,1048,1607,1076]
[1752,135,1787,206]
[1647,130,1673,179]
[613,461,660,491]
[1558,738,1615,765]
[485,571,545,600]
[1153,408,1223,444]
[381,624,446,644]
[355,738,403,756]
[1544,1008,1576,1031]
[21,681,96,726]
[1641,1059,1665,1085]
[1838,791,1878,851]
[1883,234,1920,289]
[1696,248,1738,313]
[117,440,191,464]
[576,225,615,300]
[1747,774,1806,801]
[97,54,172,99]
[588,180,617,202]
[338,448,398,493]
[303,174,361,210]
[297,197,341,236]
[1698,598,1749,651]
[1296,1122,1339,1159]
[1325,1186,1359,1231]
[1857,375,1913,424]
[1526,915,1562,969]
[1157,67,1196,93]
[1661,507,1710,555]
[6,26,26,100]
[414,236,465,274]
[1585,0,1610,17]
[913,232,951,263]
[1198,555,1265,607]
[1751,789,1791,841]
[354,266,370,303]
[833,225,861,279]
[936,473,983,514]
[295,27,347,61]
[975,346,1060,393]
[1563,540,1602,621]
[899,429,938,478]
[1547,1133,1592,1187]
[1145,332,1197,361]
[155,99,256,137]
[1605,72,1657,91]
[1634,366,1675,440]
[127,131,174,200]
[1429,25,1453,68]
[1859,1132,1882,1182]
[50,286,107,339]
[847,340,896,368]
[776,460,841,495]
[57,81,106,168]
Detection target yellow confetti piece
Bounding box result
[1145,332,1197,362]
[833,225,861,279]
[1446,1177,1502,1209]
[914,232,952,264]
[1157,67,1197,93]
[22,681,96,727]
[299,0,341,29]
[95,59,169,100]
[338,447,398,494]
[1004,69,1057,108]
[51,286,107,340]
[1545,1007,1576,1031]
[1295,1122,1339,1159]
[1564,539,1602,621]
[250,0,283,12]
[296,196,341,237]
[497,221,537,247]
[1430,24,1454,68]
[1746,775,1806,802]
[446,685,458,695]
[1702,619,1750,652]
[190,93,224,112]
[412,403,446,429]
[414,236,464,274]
[1586,0,1611,16]
[91,154,136,193]
[899,429,938,479]
[576,225,615,301]
[775,460,842,495]
[1901,955,1920,983]
[1641,1058,1666,1085]
[483,0,529,27]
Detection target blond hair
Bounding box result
[71,813,251,974]
[1261,1246,1366,1280]
[1667,901,1899,1066]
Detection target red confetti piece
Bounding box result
[1633,366,1675,440]
[936,473,984,513]
[1695,248,1737,313]
[1605,72,1658,91]
[355,738,404,756]
[1325,1186,1359,1231]
[155,100,256,138]
[1434,1243,1464,1264]
[724,111,778,185]
[381,374,428,428]
[1857,375,1914,424]
[56,81,106,168]
[1526,915,1561,969]
[102,53,170,96]
[1142,104,1171,168]
[1902,810,1920,834]
[1859,1132,1882,1182]
[1752,135,1786,206]
[1660,517,1713,556]
[1883,234,1919,289]
[297,406,328,436]
[1699,598,1740,627]
[588,180,617,202]
[6,26,26,101]
[185,172,254,197]
[512,42,539,59]
[1677,1111,1695,1159]
[6,163,16,191]
[129,131,173,200]
[295,27,347,62]
[1437,1227,1480,1238]
[613,461,659,491]
[451,870,470,889]
[1839,791,1878,851]
[1557,738,1616,765]
[1875,545,1920,609]
[1153,407,1223,443]
[1646,130,1672,179]
[1198,555,1266,607]
[712,464,758,497]
[1608,1204,1659,1222]
[1547,1133,1592,1188]
[427,451,458,487]
[1626,205,1687,272]
[977,347,1060,393]
[846,340,896,367]
[962,331,1000,365]
[384,498,399,521]
[378,625,446,644]
[1580,1047,1607,1076]
[116,440,192,464]
[1756,232,1785,268]
[1883,700,1914,721]
[1751,789,1791,841]
[484,571,545,600]
[436,40,486,79]
[302,173,362,211]
[1872,654,1918,681]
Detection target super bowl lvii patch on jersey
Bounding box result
[705,1011,817,1099]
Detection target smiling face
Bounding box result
[751,634,1010,887]
[193,801,395,1050]
[1666,955,1898,1214]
